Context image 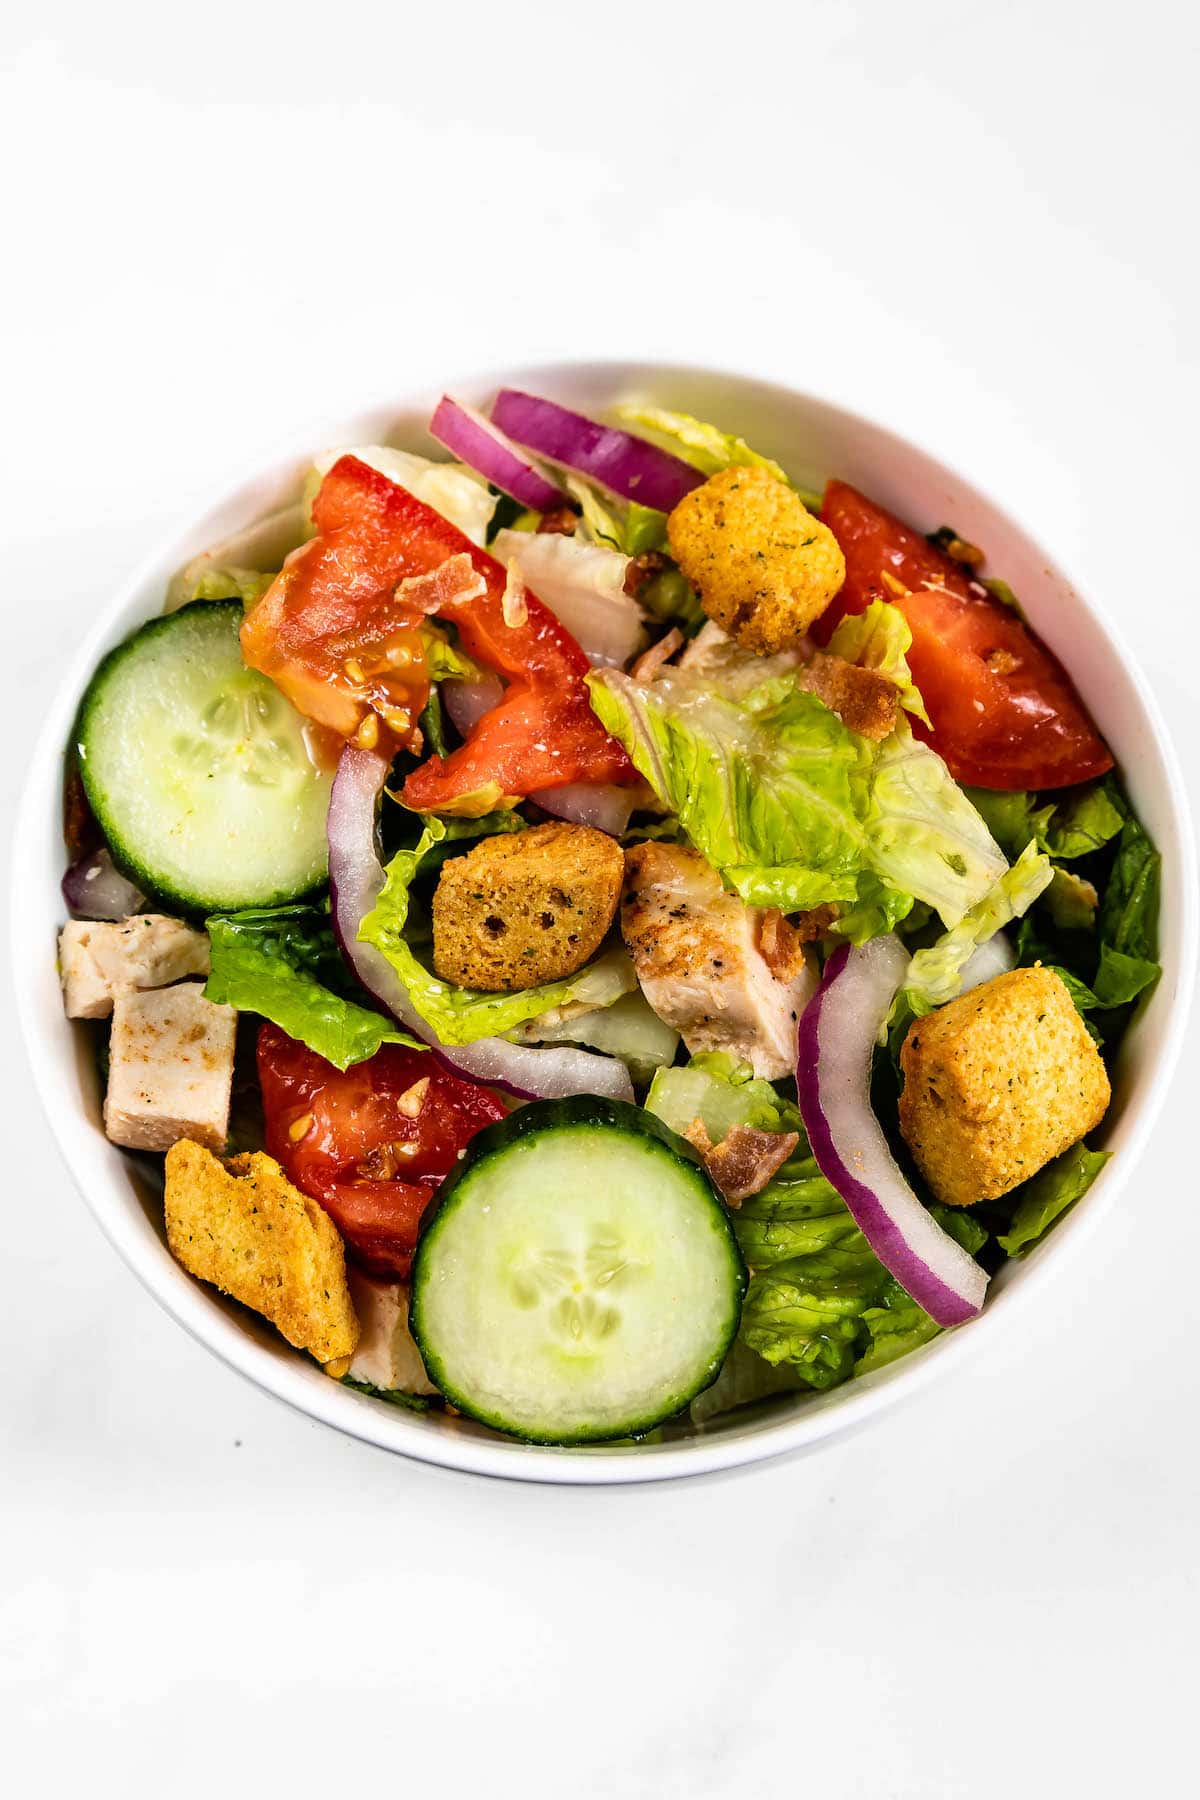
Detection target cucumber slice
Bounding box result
[410,1097,746,1444]
[77,602,332,912]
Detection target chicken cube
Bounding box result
[899,966,1111,1207]
[325,1268,438,1393]
[104,981,236,1153]
[620,842,817,1079]
[667,466,845,654]
[164,1141,358,1363]
[59,914,210,1020]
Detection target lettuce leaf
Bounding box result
[589,669,868,912]
[419,623,486,684]
[997,1143,1111,1256]
[1100,811,1161,961]
[859,721,1008,930]
[357,817,635,1045]
[965,780,1124,862]
[648,1054,988,1396]
[614,404,791,486]
[188,567,276,608]
[589,673,1006,930]
[205,906,421,1069]
[826,599,931,727]
[903,842,1054,1014]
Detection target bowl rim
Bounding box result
[13,356,1198,1485]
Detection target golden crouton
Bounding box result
[164,1141,359,1363]
[667,466,846,654]
[796,651,899,741]
[898,967,1111,1208]
[432,822,624,992]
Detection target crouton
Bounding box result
[667,466,845,654]
[432,822,624,992]
[104,982,235,1153]
[164,1141,359,1363]
[898,966,1111,1208]
[796,651,899,741]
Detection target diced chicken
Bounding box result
[329,1268,437,1394]
[620,843,818,1079]
[59,914,210,1020]
[104,982,236,1153]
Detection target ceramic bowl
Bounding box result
[13,361,1196,1483]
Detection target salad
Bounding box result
[56,388,1162,1445]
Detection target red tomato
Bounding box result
[257,1023,506,1278]
[815,481,1112,790]
[241,454,635,802]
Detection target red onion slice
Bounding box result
[491,390,705,514]
[430,396,568,513]
[327,746,633,1101]
[442,672,504,739]
[796,936,988,1328]
[529,781,638,837]
[62,847,146,920]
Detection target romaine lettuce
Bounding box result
[589,672,1007,929]
[357,817,635,1045]
[903,842,1054,1014]
[205,906,421,1070]
[826,599,931,727]
[614,404,791,485]
[310,446,494,545]
[997,1143,1110,1256]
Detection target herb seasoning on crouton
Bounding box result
[667,465,846,654]
[431,822,624,992]
[898,967,1111,1208]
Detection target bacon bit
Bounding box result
[624,550,670,598]
[288,1112,315,1143]
[986,647,1021,676]
[537,507,579,536]
[796,651,899,741]
[396,552,487,617]
[353,712,380,750]
[879,569,910,599]
[631,627,684,683]
[502,560,528,629]
[685,1118,800,1206]
[397,1077,430,1119]
[758,907,831,979]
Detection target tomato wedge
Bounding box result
[815,481,1112,790]
[241,454,634,806]
[257,1023,505,1279]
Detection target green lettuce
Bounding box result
[589,673,1006,928]
[1100,811,1161,961]
[646,1055,987,1395]
[965,780,1124,862]
[860,721,1008,929]
[188,567,276,608]
[357,817,634,1045]
[903,842,1054,1014]
[419,623,486,684]
[997,1143,1111,1256]
[826,599,931,727]
[205,906,421,1069]
[614,404,791,486]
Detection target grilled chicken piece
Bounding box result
[620,843,817,1079]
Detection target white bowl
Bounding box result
[13,361,1197,1484]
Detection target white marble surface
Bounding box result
[2,4,1198,1794]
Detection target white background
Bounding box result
[3,4,1198,1794]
